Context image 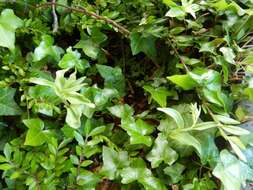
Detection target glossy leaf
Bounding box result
[0,9,23,50]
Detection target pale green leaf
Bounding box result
[220,47,235,64]
[213,150,253,190]
[167,74,197,90]
[157,107,184,128]
[214,115,240,125]
[170,132,202,155]
[0,9,23,50]
[222,125,250,136]
[146,133,178,168]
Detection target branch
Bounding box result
[51,0,58,33]
[35,2,130,36]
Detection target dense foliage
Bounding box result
[0,0,253,189]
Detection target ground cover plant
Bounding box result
[1,0,253,189]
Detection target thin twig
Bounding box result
[51,0,58,33]
[167,38,189,72]
[34,2,130,36]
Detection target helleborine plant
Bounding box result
[30,69,95,128]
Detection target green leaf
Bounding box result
[228,136,247,162]
[199,38,225,54]
[146,133,178,168]
[213,150,253,190]
[0,9,23,50]
[3,143,12,160]
[198,134,219,166]
[96,64,125,96]
[167,74,197,90]
[214,115,240,125]
[162,0,177,6]
[121,119,154,147]
[170,132,202,155]
[0,163,13,170]
[157,107,184,128]
[66,104,83,129]
[77,170,100,188]
[101,146,129,180]
[74,131,85,145]
[165,7,186,18]
[220,47,235,64]
[23,118,47,146]
[74,39,99,59]
[0,87,22,115]
[164,163,185,183]
[59,47,89,72]
[0,155,7,163]
[193,122,217,131]
[108,104,134,119]
[33,35,63,62]
[120,159,167,190]
[70,154,79,165]
[89,126,106,136]
[130,32,157,58]
[143,85,173,107]
[222,125,250,135]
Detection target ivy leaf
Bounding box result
[130,32,157,59]
[199,38,225,54]
[23,118,47,146]
[143,85,174,107]
[220,47,235,64]
[213,150,253,190]
[182,0,200,19]
[96,64,125,96]
[59,47,89,72]
[167,74,197,90]
[198,134,219,167]
[75,39,99,59]
[0,87,22,115]
[0,9,23,50]
[121,119,154,147]
[146,133,178,168]
[76,170,100,188]
[108,104,134,119]
[33,35,63,62]
[120,158,167,190]
[101,146,129,180]
[164,163,185,183]
[165,7,186,18]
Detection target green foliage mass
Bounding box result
[0,0,253,189]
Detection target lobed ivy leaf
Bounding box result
[130,32,157,59]
[0,9,23,50]
[33,35,63,62]
[213,150,253,190]
[101,146,129,180]
[0,87,22,116]
[23,118,48,146]
[120,158,167,190]
[58,47,89,72]
[96,64,125,96]
[143,85,174,107]
[146,133,178,168]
